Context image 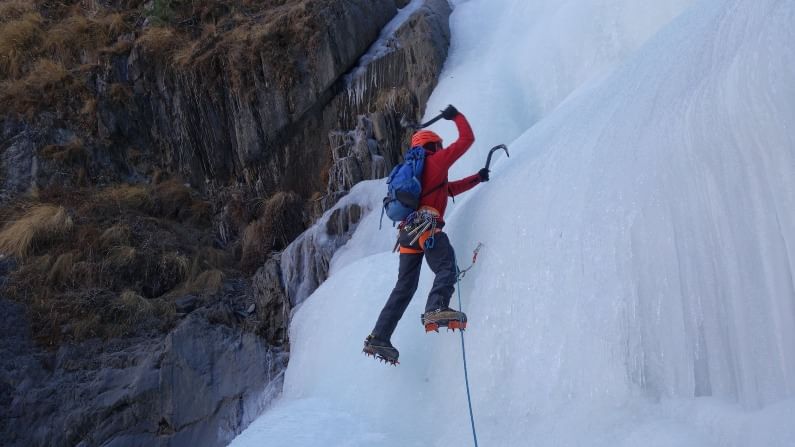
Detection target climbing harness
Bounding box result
[391,209,440,252]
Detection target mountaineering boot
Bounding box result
[421,307,468,332]
[363,334,399,365]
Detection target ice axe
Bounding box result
[484,144,509,170]
[400,111,445,130]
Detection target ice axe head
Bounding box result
[485,144,509,170]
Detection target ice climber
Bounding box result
[364,105,489,365]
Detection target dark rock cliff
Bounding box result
[0,0,451,445]
[0,297,286,447]
[1,0,437,205]
[120,0,398,199]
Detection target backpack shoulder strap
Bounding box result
[420,181,447,198]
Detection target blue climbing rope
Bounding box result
[455,262,479,447]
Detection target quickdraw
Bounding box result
[457,242,483,280]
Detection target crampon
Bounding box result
[362,335,399,366]
[422,308,468,333]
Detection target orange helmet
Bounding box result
[411,130,442,149]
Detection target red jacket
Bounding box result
[419,113,479,221]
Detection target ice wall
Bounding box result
[232,0,795,445]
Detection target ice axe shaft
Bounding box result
[484,144,509,170]
[401,112,444,130]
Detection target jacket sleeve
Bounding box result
[434,114,475,169]
[448,173,481,197]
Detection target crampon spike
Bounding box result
[448,320,467,331]
[363,350,399,366]
[379,356,398,366]
[425,322,440,332]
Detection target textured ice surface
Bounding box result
[232,0,795,445]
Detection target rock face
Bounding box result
[118,0,400,200]
[0,298,287,447]
[251,255,291,345]
[0,121,81,201]
[282,199,366,307]
[0,0,396,201]
[0,0,451,445]
[322,0,452,208]
[0,0,451,211]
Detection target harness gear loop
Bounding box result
[395,208,442,254]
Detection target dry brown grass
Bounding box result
[26,254,54,276]
[172,23,217,66]
[90,181,210,227]
[47,251,76,285]
[0,58,75,115]
[43,15,106,66]
[240,191,304,273]
[0,12,44,79]
[8,56,67,87]
[72,313,102,340]
[1,181,237,346]
[161,251,189,280]
[0,7,134,117]
[0,204,74,257]
[109,290,176,336]
[71,260,96,286]
[185,269,224,297]
[152,178,210,224]
[127,250,192,298]
[99,224,131,248]
[115,290,155,322]
[101,38,134,56]
[188,246,228,278]
[137,26,184,60]
[0,0,34,23]
[96,12,128,39]
[262,191,305,249]
[153,178,191,212]
[240,218,265,273]
[166,0,322,91]
[99,184,153,211]
[104,245,137,269]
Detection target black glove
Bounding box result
[478,168,490,182]
[441,104,459,120]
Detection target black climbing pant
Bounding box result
[371,230,457,341]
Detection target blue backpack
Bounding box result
[382,146,425,223]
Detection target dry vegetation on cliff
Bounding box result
[0,177,306,346]
[240,191,305,273]
[0,177,229,345]
[0,0,321,347]
[0,3,123,116]
[0,0,328,114]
